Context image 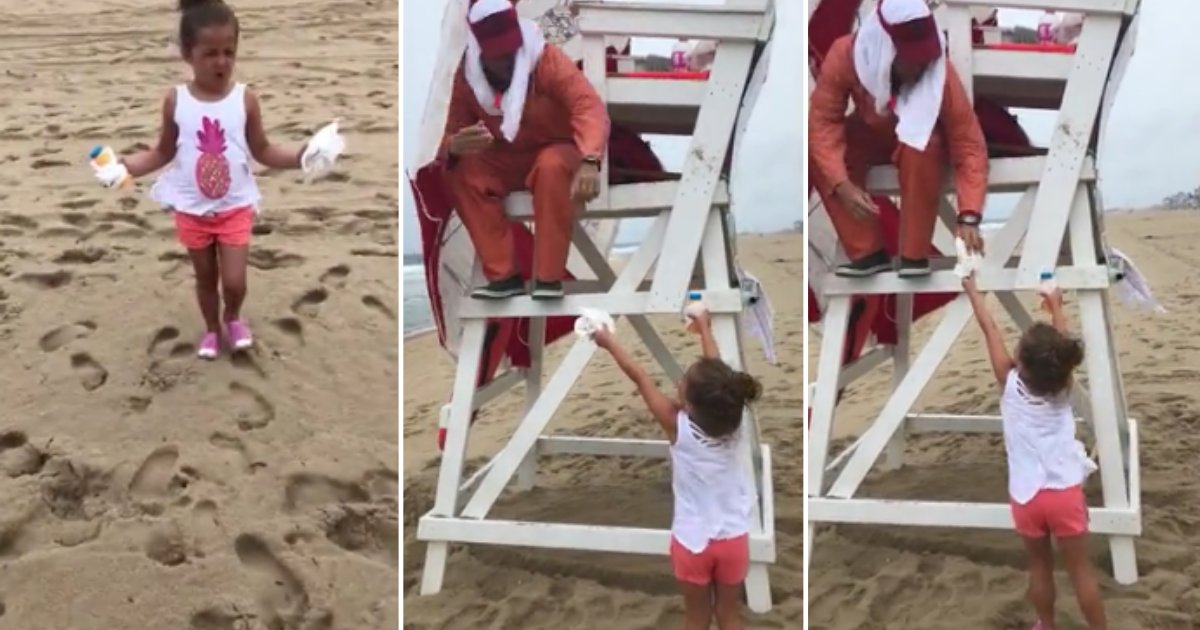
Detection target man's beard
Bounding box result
[484,67,513,93]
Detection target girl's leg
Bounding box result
[712,583,744,630]
[187,246,221,333]
[1058,535,1107,630]
[217,244,249,323]
[1021,535,1058,629]
[679,582,712,630]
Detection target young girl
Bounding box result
[592,311,760,630]
[962,274,1107,630]
[96,0,320,359]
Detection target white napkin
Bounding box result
[301,119,346,181]
[94,161,130,189]
[953,237,983,279]
[1107,246,1166,313]
[739,269,778,365]
[574,307,614,340]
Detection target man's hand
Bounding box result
[833,181,878,219]
[571,161,601,203]
[957,224,985,255]
[448,122,493,156]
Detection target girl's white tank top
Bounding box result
[1000,370,1096,505]
[670,411,754,554]
[150,83,262,216]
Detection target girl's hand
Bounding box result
[687,309,711,333]
[592,327,616,350]
[961,273,979,296]
[1041,286,1064,310]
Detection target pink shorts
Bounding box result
[173,206,254,250]
[670,534,749,586]
[1010,484,1089,538]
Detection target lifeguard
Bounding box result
[809,0,987,278]
[440,0,610,300]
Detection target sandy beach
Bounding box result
[402,232,804,628]
[0,1,398,628]
[807,209,1200,629]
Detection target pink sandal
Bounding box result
[197,332,220,360]
[226,320,254,351]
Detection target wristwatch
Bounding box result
[582,155,602,167]
[957,210,982,227]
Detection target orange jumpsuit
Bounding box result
[441,45,610,282]
[809,35,987,261]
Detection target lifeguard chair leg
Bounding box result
[420,319,487,595]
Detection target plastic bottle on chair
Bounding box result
[1038,269,1057,297]
[1037,10,1056,44]
[683,291,705,331]
[671,40,689,72]
[89,145,131,189]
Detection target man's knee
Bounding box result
[530,144,581,179]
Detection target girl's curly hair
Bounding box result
[684,357,762,438]
[1017,322,1084,397]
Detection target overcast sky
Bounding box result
[402,1,1195,255]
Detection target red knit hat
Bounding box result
[877,1,943,67]
[469,0,524,59]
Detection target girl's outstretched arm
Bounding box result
[691,311,719,359]
[1043,288,1069,334]
[593,328,680,443]
[123,89,179,178]
[244,89,304,170]
[963,275,1014,386]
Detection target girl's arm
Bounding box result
[244,89,304,170]
[594,329,679,443]
[122,89,179,178]
[1043,288,1069,333]
[692,311,719,359]
[963,276,1014,385]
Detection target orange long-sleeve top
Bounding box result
[439,44,610,163]
[809,35,988,214]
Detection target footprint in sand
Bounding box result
[147,326,194,358]
[361,295,396,321]
[284,473,369,511]
[70,352,107,391]
[58,199,99,211]
[229,382,274,431]
[290,288,328,318]
[38,321,96,352]
[270,317,305,346]
[318,264,350,288]
[0,431,45,478]
[53,247,107,265]
[15,270,72,290]
[248,248,305,271]
[129,445,181,500]
[233,534,331,629]
[322,506,399,568]
[209,432,265,473]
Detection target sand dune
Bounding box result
[0,1,398,628]
[402,232,804,628]
[807,210,1200,629]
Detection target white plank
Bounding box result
[808,498,1141,535]
[821,265,1111,296]
[866,156,1096,196]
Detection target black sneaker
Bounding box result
[470,275,525,300]
[896,257,931,278]
[530,280,564,300]
[834,250,892,278]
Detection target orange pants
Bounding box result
[811,117,945,261]
[447,143,581,282]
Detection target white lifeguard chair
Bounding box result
[414,0,779,612]
[807,0,1143,585]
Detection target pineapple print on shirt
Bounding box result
[194,116,232,199]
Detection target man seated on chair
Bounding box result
[441,0,609,300]
[809,0,988,278]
